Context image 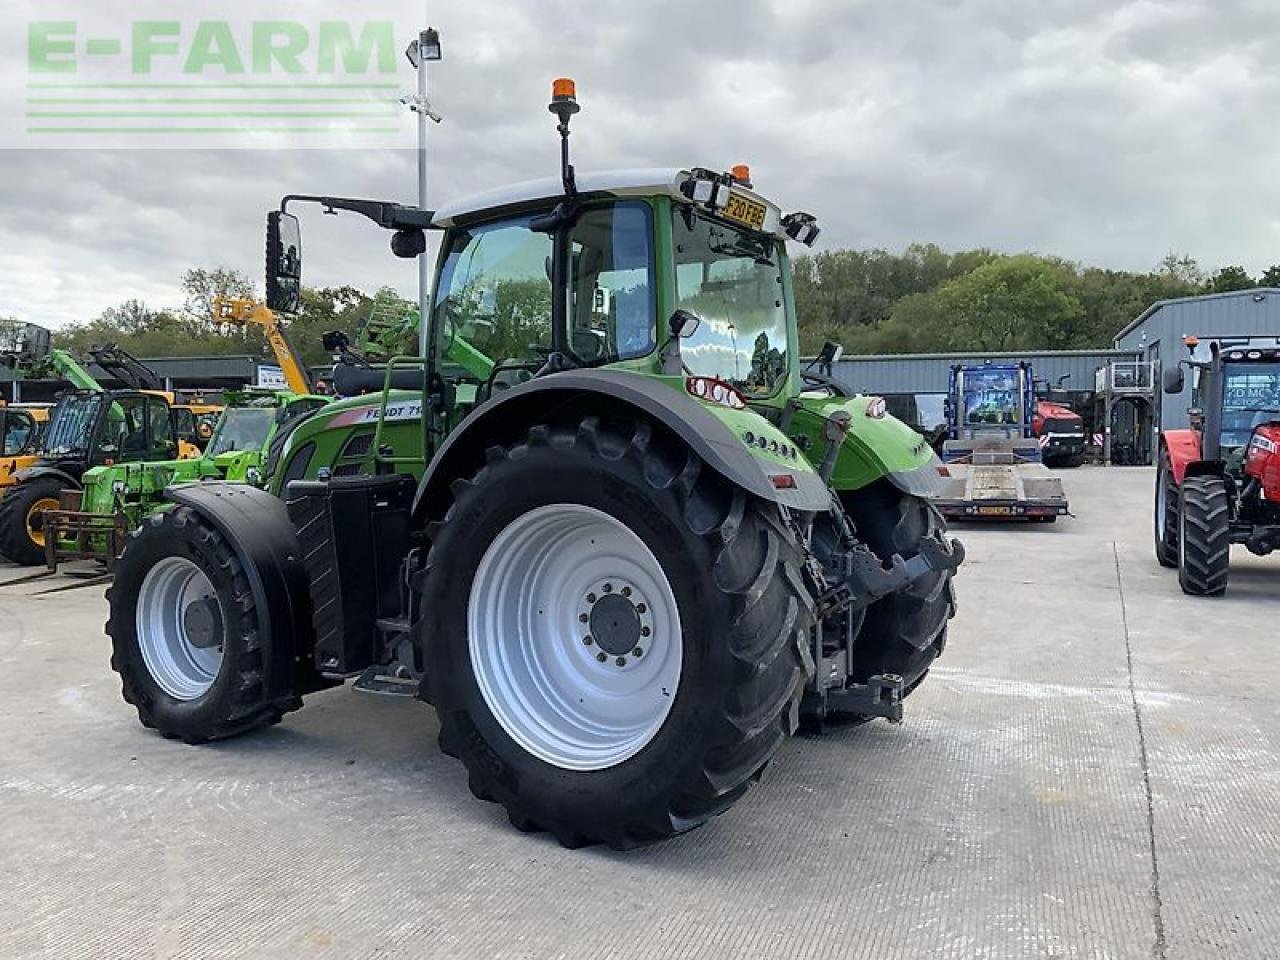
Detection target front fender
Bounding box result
[413,369,832,523]
[790,394,946,497]
[1162,430,1203,484]
[164,482,330,697]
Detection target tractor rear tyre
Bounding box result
[837,481,956,711]
[421,416,813,849]
[107,506,302,743]
[0,476,65,566]
[1153,448,1178,568]
[1177,476,1230,596]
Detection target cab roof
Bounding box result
[431,167,783,235]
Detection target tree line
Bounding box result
[6,249,1277,369]
[793,247,1280,355]
[42,268,410,369]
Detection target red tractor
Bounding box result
[1032,397,1086,467]
[1155,337,1280,595]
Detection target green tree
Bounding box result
[1206,265,1255,293]
[932,255,1085,352]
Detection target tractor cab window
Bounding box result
[565,203,655,363]
[1,411,35,456]
[673,211,788,398]
[434,215,553,383]
[961,369,1021,426]
[1220,363,1280,449]
[90,395,174,463]
[43,393,102,457]
[148,397,177,458]
[207,407,276,457]
[171,407,198,445]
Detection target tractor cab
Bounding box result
[38,389,180,471]
[942,362,1043,465]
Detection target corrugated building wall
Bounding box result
[830,349,1137,396]
[1113,288,1280,430]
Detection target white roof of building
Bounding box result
[431,167,783,235]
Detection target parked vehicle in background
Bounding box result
[936,361,1070,521]
[1155,336,1280,595]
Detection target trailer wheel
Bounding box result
[1153,448,1178,568]
[1177,476,1230,596]
[421,416,812,849]
[107,506,301,743]
[0,476,65,566]
[837,481,956,710]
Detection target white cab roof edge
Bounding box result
[431,167,786,238]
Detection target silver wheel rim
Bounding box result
[468,503,683,772]
[136,556,224,701]
[1156,466,1168,545]
[1178,496,1187,568]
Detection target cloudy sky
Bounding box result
[2,0,1278,328]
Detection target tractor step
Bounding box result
[352,665,418,697]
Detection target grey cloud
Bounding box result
[3,0,1279,329]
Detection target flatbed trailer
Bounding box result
[937,436,1069,520]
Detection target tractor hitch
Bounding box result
[816,532,964,621]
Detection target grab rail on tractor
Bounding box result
[372,356,429,470]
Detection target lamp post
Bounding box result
[403,28,442,356]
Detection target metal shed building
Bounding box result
[1113,287,1280,430]
[831,349,1137,396]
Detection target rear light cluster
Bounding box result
[1245,424,1280,501]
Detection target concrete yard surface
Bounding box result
[0,466,1276,959]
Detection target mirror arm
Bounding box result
[280,195,437,232]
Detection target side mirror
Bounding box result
[669,309,701,339]
[1162,366,1185,394]
[266,211,302,315]
[322,330,350,353]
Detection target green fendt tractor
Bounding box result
[106,83,963,849]
[41,390,329,571]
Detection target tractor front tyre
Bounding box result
[837,481,957,712]
[1176,476,1231,596]
[421,416,813,850]
[1153,448,1178,568]
[0,476,65,566]
[107,506,302,743]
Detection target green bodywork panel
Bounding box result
[787,393,936,492]
[266,388,427,495]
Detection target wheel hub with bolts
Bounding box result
[581,580,652,663]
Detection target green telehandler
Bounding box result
[0,345,202,565]
[39,390,329,572]
[106,82,963,849]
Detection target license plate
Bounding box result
[978,506,1012,516]
[721,193,767,230]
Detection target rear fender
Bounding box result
[1162,430,1203,484]
[412,369,832,523]
[163,483,333,698]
